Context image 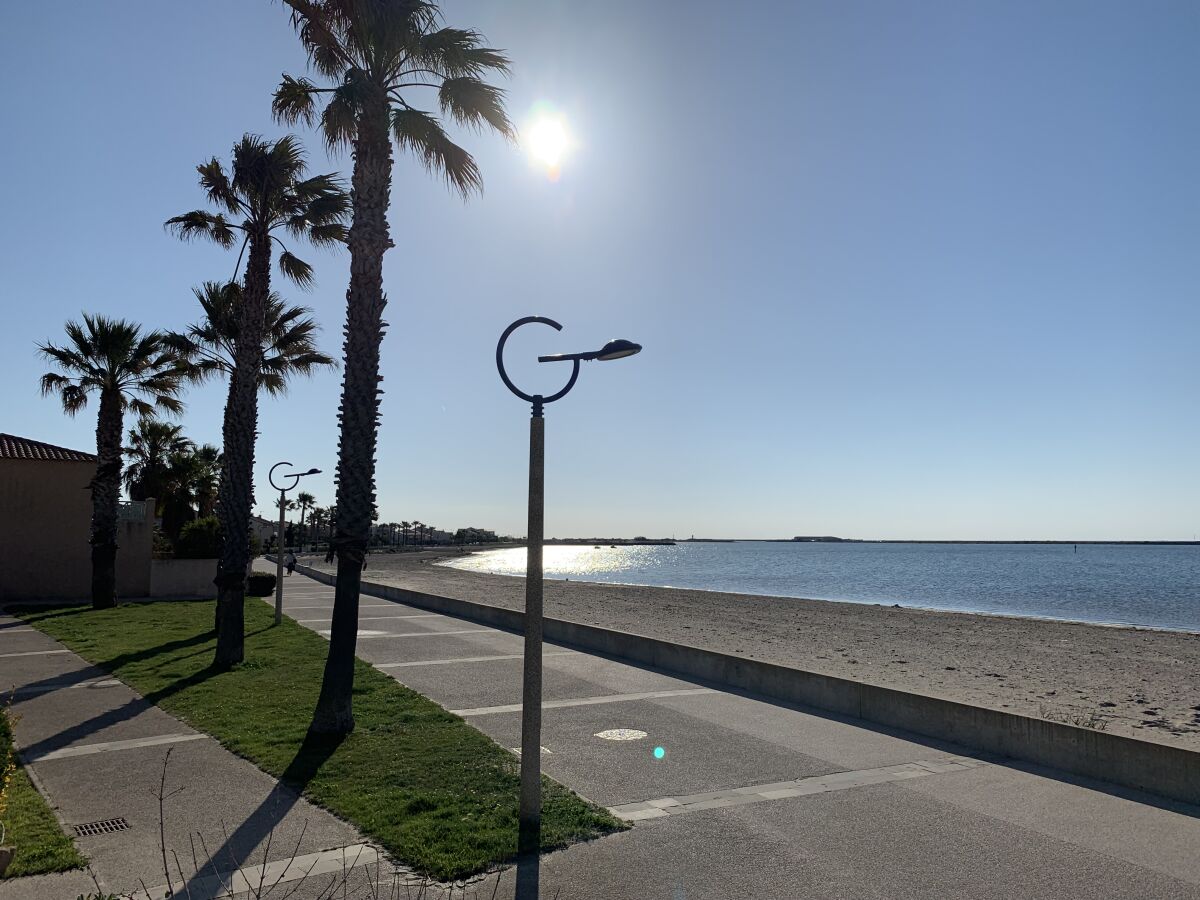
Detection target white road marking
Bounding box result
[453,688,716,717]
[377,651,573,669]
[317,628,493,640]
[296,614,442,624]
[29,732,208,763]
[142,843,380,900]
[13,678,121,697]
[0,649,71,659]
[608,757,988,821]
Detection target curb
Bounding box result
[290,562,1200,808]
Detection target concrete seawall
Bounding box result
[291,561,1200,807]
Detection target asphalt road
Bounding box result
[272,571,1200,900]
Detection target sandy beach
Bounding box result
[301,548,1200,749]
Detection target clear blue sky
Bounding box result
[2,1,1197,540]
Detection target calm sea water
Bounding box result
[439,541,1200,631]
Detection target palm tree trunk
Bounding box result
[213,228,272,667]
[311,93,393,735]
[90,389,123,609]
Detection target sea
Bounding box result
[438,541,1200,632]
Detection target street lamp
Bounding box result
[496,316,641,859]
[268,461,321,625]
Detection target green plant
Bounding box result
[175,516,222,559]
[246,572,277,597]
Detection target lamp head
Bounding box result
[595,339,642,361]
[303,468,321,476]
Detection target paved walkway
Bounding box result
[270,569,1200,899]
[0,612,372,899]
[6,578,1200,898]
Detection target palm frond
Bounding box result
[165,211,238,247]
[416,28,511,78]
[277,250,315,289]
[438,77,514,139]
[274,74,320,127]
[197,158,241,214]
[392,108,481,197]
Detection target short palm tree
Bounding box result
[296,491,316,550]
[124,419,192,505]
[167,136,348,667]
[275,1,514,732]
[166,281,336,397]
[192,444,223,518]
[38,315,185,608]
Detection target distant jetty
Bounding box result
[545,538,676,546]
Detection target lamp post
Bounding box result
[268,461,321,625]
[496,316,641,858]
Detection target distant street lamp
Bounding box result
[496,316,641,858]
[269,461,321,625]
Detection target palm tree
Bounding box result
[275,1,514,733]
[192,444,223,518]
[124,419,192,505]
[296,491,316,550]
[166,281,336,396]
[400,520,411,547]
[38,315,185,608]
[167,136,348,667]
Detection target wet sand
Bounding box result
[303,548,1200,748]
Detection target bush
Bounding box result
[246,571,277,597]
[175,517,222,559]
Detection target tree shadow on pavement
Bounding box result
[181,727,347,891]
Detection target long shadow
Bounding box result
[12,624,279,761]
[180,727,346,892]
[17,661,227,762]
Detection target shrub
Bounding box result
[175,517,222,559]
[246,571,277,597]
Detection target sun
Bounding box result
[526,115,571,170]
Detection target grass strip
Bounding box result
[1,703,86,878]
[17,600,623,880]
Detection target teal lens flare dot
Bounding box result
[653,746,666,760]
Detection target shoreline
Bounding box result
[436,560,1200,637]
[315,548,1200,749]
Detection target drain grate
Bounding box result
[73,817,129,837]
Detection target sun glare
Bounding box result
[526,114,571,173]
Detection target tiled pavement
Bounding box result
[262,570,1200,899]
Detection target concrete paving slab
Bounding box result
[353,628,527,665]
[899,762,1200,886]
[653,688,961,770]
[530,783,1200,899]
[385,655,643,709]
[12,679,198,757]
[463,699,841,807]
[30,730,361,895]
[0,868,98,899]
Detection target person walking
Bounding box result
[285,551,297,576]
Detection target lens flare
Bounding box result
[653,746,666,760]
[523,105,574,180]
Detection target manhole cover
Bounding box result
[74,817,129,837]
[595,729,648,741]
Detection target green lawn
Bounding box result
[1,706,86,879]
[16,600,623,880]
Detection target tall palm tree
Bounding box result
[400,520,411,547]
[123,419,192,505]
[38,315,185,608]
[275,1,514,733]
[167,137,348,667]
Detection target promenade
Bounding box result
[3,572,1200,898]
[270,570,1200,898]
